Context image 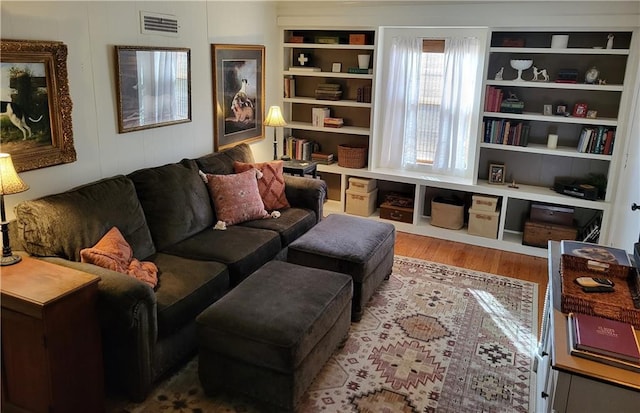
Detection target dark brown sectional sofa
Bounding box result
[13,143,327,402]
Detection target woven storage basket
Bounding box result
[560,259,640,329]
[338,144,367,168]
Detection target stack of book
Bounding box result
[356,85,372,103]
[577,126,616,155]
[567,312,640,373]
[482,118,530,146]
[323,117,344,128]
[347,67,372,74]
[311,152,335,165]
[283,76,296,98]
[285,137,314,161]
[484,86,504,112]
[315,83,342,101]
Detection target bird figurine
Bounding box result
[230,79,254,122]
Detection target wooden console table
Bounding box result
[535,241,640,413]
[1,255,104,413]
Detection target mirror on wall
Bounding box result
[114,46,191,133]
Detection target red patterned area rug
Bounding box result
[107,256,538,413]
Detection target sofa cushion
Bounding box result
[195,143,255,176]
[234,160,290,211]
[80,227,158,288]
[128,159,214,251]
[239,207,315,247]
[205,169,269,226]
[162,226,281,286]
[15,175,156,261]
[151,253,229,337]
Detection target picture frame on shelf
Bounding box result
[586,110,598,119]
[115,45,191,134]
[572,103,588,118]
[489,163,506,185]
[0,39,76,172]
[211,44,265,151]
[332,62,342,73]
[543,104,553,116]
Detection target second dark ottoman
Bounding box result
[196,260,352,412]
[288,214,395,321]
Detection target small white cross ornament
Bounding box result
[297,53,309,66]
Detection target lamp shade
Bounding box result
[0,153,29,195]
[264,106,287,127]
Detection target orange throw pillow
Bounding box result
[233,160,290,211]
[80,227,158,288]
[206,168,269,225]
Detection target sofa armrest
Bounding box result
[284,175,327,223]
[39,257,157,401]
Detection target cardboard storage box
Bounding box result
[431,197,464,230]
[346,188,378,217]
[468,208,499,238]
[380,202,413,224]
[522,220,577,248]
[530,203,574,226]
[348,177,377,193]
[472,195,498,212]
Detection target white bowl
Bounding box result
[510,59,533,71]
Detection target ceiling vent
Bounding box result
[140,11,179,37]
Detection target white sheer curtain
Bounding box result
[432,37,480,177]
[378,36,422,169]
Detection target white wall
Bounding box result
[1,1,280,219]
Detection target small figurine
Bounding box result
[508,179,519,189]
[606,33,614,49]
[532,66,549,81]
[495,67,504,80]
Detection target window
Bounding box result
[417,40,445,164]
[376,28,485,179]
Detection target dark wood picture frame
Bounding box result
[114,46,191,133]
[211,44,265,151]
[0,39,76,172]
[489,163,506,185]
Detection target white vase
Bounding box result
[357,54,370,70]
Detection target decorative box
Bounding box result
[346,188,378,217]
[349,34,366,45]
[380,202,413,224]
[522,220,577,248]
[431,197,464,230]
[468,208,500,238]
[530,203,574,226]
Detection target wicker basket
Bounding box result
[338,144,367,168]
[560,259,640,329]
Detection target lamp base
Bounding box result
[1,254,22,266]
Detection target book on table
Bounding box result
[571,312,640,363]
[567,313,640,373]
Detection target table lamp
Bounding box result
[264,106,287,160]
[0,153,29,266]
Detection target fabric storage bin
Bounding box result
[345,188,378,217]
[348,177,377,193]
[431,197,464,230]
[468,208,499,238]
[471,195,498,212]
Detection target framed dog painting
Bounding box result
[211,44,265,151]
[0,39,76,172]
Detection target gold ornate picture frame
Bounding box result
[0,39,76,172]
[211,44,265,151]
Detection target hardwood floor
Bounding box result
[394,231,548,334]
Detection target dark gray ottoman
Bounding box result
[196,260,352,412]
[288,214,395,321]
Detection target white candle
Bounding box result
[547,133,558,149]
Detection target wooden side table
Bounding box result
[1,255,104,413]
[282,160,318,178]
